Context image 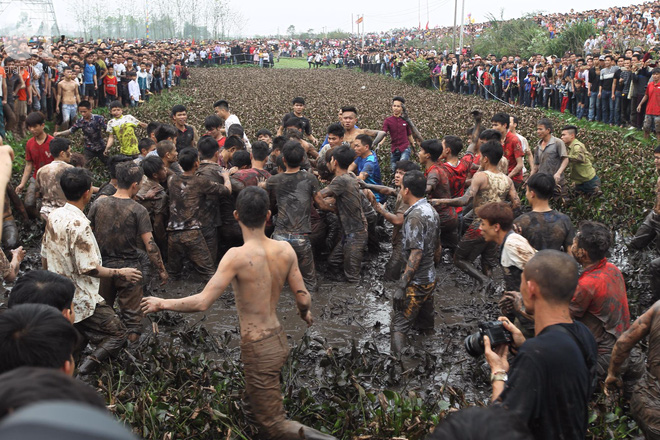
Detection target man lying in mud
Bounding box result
[141,187,337,440]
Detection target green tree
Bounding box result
[287,25,295,38]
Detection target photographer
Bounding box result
[484,250,597,440]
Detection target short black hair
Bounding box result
[8,271,75,312]
[115,162,144,189]
[106,154,133,179]
[480,140,503,165]
[256,128,273,138]
[524,250,579,304]
[138,137,155,154]
[109,100,122,110]
[227,124,244,138]
[198,136,220,160]
[224,136,245,151]
[576,221,611,262]
[392,96,405,104]
[232,150,252,168]
[491,112,510,128]
[420,139,443,161]
[327,122,345,137]
[331,144,356,169]
[26,112,45,128]
[236,186,269,228]
[526,173,555,200]
[479,129,502,142]
[561,125,578,136]
[171,104,186,116]
[60,167,92,201]
[0,304,78,374]
[292,96,305,105]
[141,156,164,180]
[49,137,71,158]
[394,160,420,172]
[155,124,177,142]
[204,115,223,131]
[341,106,358,115]
[146,121,161,137]
[251,141,270,161]
[443,135,463,156]
[0,367,106,419]
[537,117,553,132]
[355,134,373,148]
[213,99,229,110]
[282,141,305,168]
[283,116,302,130]
[402,170,426,197]
[177,148,199,171]
[78,100,91,109]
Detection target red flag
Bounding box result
[425,21,429,30]
[356,16,363,24]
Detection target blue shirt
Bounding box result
[355,152,385,202]
[83,63,97,85]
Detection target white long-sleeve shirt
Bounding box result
[128,79,141,101]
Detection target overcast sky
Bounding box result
[8,0,638,37]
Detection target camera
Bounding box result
[464,321,513,357]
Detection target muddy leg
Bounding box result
[1,219,19,250]
[629,212,660,251]
[342,231,367,283]
[74,303,127,374]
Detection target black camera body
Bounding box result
[464,321,513,357]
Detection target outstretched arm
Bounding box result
[431,174,482,207]
[141,248,238,314]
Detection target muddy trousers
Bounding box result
[273,232,317,293]
[2,219,18,250]
[630,212,660,301]
[241,328,337,440]
[23,178,39,219]
[200,226,218,264]
[168,229,215,279]
[631,372,660,440]
[328,231,368,283]
[74,303,127,365]
[99,260,144,336]
[384,236,404,281]
[2,102,16,136]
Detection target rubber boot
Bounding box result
[390,331,407,356]
[77,347,111,375]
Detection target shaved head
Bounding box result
[523,250,579,304]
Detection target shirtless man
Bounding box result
[340,106,385,146]
[141,187,336,440]
[629,145,660,302]
[56,66,80,130]
[431,140,520,286]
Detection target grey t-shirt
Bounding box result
[267,170,320,235]
[402,198,440,284]
[535,136,568,176]
[325,173,367,235]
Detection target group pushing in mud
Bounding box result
[0,90,660,440]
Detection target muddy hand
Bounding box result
[393,287,405,311]
[159,270,169,285]
[119,267,142,283]
[141,296,163,315]
[300,309,314,326]
[604,374,623,396]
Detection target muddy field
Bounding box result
[5,66,657,439]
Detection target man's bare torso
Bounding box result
[59,79,78,105]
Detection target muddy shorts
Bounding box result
[455,221,499,269]
[644,114,660,134]
[241,327,304,439]
[99,259,144,336]
[2,219,18,250]
[168,229,215,279]
[631,372,660,440]
[328,230,367,283]
[74,302,127,358]
[391,282,436,334]
[273,232,317,293]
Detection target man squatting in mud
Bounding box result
[141,187,336,440]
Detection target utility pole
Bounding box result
[352,13,354,35]
[418,0,421,29]
[459,0,465,54]
[452,0,457,53]
[361,15,365,48]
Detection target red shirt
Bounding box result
[25,135,54,178]
[646,81,660,116]
[17,69,30,102]
[442,153,475,213]
[483,71,492,86]
[205,132,226,148]
[383,116,412,153]
[570,258,630,353]
[104,75,118,96]
[502,131,524,183]
[425,162,456,224]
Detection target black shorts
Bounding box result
[84,83,97,98]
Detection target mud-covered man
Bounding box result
[35,137,73,221]
[136,156,169,261]
[88,162,168,341]
[606,300,660,440]
[141,187,337,440]
[167,148,231,280]
[391,170,441,355]
[267,141,332,293]
[628,145,660,303]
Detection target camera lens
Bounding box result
[464,332,484,357]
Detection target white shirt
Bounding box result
[224,113,252,151]
[41,203,105,323]
[128,79,141,101]
[501,232,537,271]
